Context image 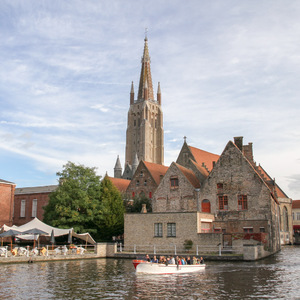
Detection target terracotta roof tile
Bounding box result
[176,163,201,188]
[143,161,169,185]
[108,177,130,192]
[256,165,288,198]
[188,146,219,172]
[292,200,300,209]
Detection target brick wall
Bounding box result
[0,182,15,226]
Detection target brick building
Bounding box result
[124,137,289,256]
[13,185,57,226]
[292,200,300,244]
[0,179,16,226]
[126,161,168,200]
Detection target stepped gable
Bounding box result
[143,161,168,185]
[190,160,209,177]
[107,176,130,193]
[256,164,288,198]
[188,146,219,172]
[292,200,300,208]
[176,163,200,188]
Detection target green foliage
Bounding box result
[124,193,152,213]
[184,239,193,250]
[43,162,125,241]
[98,176,125,241]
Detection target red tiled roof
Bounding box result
[176,163,201,188]
[108,177,130,192]
[188,146,219,172]
[292,200,300,209]
[256,165,288,198]
[143,161,169,185]
[190,160,209,177]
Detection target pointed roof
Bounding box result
[107,176,130,193]
[138,37,154,101]
[143,161,169,185]
[132,153,139,168]
[176,163,201,188]
[188,145,220,172]
[114,155,122,170]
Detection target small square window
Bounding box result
[170,177,179,189]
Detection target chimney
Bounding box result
[234,136,243,151]
[141,203,147,213]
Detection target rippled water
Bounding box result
[0,246,299,299]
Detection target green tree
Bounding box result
[125,193,152,213]
[98,176,125,241]
[43,162,103,239]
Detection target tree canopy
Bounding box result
[43,162,125,241]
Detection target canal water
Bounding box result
[0,246,299,299]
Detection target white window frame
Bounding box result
[167,223,176,237]
[20,200,26,217]
[154,223,162,237]
[32,199,37,218]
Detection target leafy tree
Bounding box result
[125,193,152,213]
[98,176,125,241]
[43,162,103,239]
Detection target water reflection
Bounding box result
[0,247,299,299]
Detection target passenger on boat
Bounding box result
[145,254,151,262]
[151,255,158,263]
[168,256,175,264]
[186,256,191,265]
[181,257,186,265]
[192,256,198,264]
[159,256,166,264]
[199,257,205,264]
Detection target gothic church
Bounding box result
[114,36,164,180]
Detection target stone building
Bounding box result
[292,200,300,244]
[114,36,164,180]
[126,160,168,200]
[124,137,287,257]
[13,185,57,226]
[0,179,16,226]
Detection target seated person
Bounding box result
[151,255,158,263]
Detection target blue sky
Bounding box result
[1,0,300,200]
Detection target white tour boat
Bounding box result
[132,260,206,275]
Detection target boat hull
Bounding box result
[133,260,206,274]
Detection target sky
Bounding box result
[1,0,300,200]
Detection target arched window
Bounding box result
[202,199,211,213]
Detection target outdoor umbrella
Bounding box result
[22,228,48,248]
[0,229,23,249]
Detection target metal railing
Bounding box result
[119,244,237,256]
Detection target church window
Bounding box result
[138,119,140,126]
[134,120,136,126]
[170,176,179,189]
[218,195,228,210]
[238,195,248,210]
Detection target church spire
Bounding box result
[138,35,154,101]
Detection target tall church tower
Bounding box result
[125,36,164,167]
